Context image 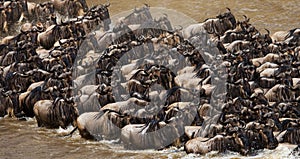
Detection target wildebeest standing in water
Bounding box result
[0,89,14,117]
[76,111,130,140]
[33,97,78,129]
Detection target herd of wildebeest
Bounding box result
[1,0,300,156]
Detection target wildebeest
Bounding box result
[52,0,88,18]
[30,1,54,24]
[76,92,102,114]
[100,97,148,114]
[0,89,14,117]
[85,3,111,31]
[120,104,197,150]
[184,135,226,155]
[264,84,294,102]
[271,28,300,43]
[77,111,130,140]
[0,7,7,33]
[118,4,152,26]
[1,3,300,157]
[185,124,278,155]
[33,97,78,129]
[37,25,63,49]
[120,121,183,150]
[20,85,59,117]
[224,40,251,53]
[182,8,236,39]
[4,0,25,24]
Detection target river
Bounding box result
[0,117,296,159]
[1,0,300,158]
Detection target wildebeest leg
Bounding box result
[15,111,26,120]
[240,136,250,155]
[36,116,42,127]
[7,107,15,118]
[18,12,24,23]
[63,126,78,137]
[264,128,278,149]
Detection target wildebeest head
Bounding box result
[139,4,152,19]
[87,2,110,20]
[27,27,41,45]
[38,24,62,50]
[75,0,88,12]
[121,4,152,25]
[154,14,173,31]
[50,97,78,128]
[92,3,111,31]
[261,126,278,150]
[217,8,237,30]
[59,24,73,39]
[64,97,79,126]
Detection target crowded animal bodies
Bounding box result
[0,0,300,156]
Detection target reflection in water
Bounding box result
[1,0,300,158]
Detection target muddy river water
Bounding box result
[0,117,296,159]
[1,0,300,158]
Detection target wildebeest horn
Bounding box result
[61,19,68,26]
[3,90,12,97]
[11,2,17,8]
[58,72,68,79]
[53,97,61,105]
[104,0,110,7]
[76,89,82,97]
[17,72,30,77]
[264,28,270,35]
[40,2,46,7]
[243,15,250,22]
[226,7,231,12]
[31,26,38,32]
[173,25,183,32]
[72,81,79,90]
[43,87,51,93]
[59,19,64,26]
[20,27,27,34]
[13,84,22,93]
[59,40,63,46]
[63,96,73,104]
[25,70,36,76]
[144,3,150,8]
[250,92,257,99]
